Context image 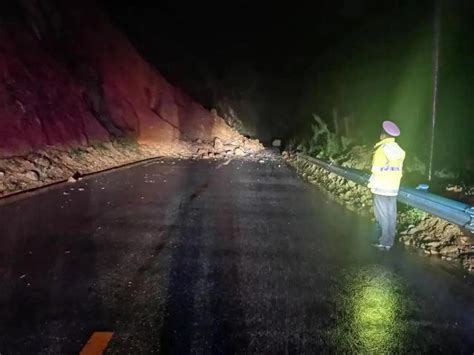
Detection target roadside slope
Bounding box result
[0,1,262,195]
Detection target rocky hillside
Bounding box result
[0,1,262,196]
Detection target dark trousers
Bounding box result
[373,194,397,247]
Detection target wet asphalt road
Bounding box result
[1,157,474,354]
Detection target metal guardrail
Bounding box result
[297,153,474,233]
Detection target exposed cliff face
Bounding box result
[0,1,248,158]
[0,25,109,156]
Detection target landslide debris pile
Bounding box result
[0,135,263,197]
[284,148,474,272]
[0,1,263,196]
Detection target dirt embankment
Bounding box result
[0,1,263,197]
[0,136,263,198]
[284,149,474,272]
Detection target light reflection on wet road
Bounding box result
[0,158,473,353]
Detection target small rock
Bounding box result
[25,170,40,181]
[234,147,246,156]
[0,171,5,179]
[72,172,83,180]
[78,187,85,191]
[102,142,114,150]
[196,148,208,157]
[460,236,470,244]
[425,241,442,249]
[439,245,460,256]
[67,176,77,183]
[222,144,236,156]
[272,139,282,147]
[446,185,463,193]
[213,137,225,151]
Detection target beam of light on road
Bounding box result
[353,275,398,351]
[348,268,408,353]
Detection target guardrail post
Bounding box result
[467,207,474,233]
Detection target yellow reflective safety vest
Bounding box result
[368,137,406,196]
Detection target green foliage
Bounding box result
[70,148,85,158]
[94,143,107,150]
[341,136,354,151]
[404,155,427,175]
[401,207,428,226]
[298,114,353,160]
[116,137,140,151]
[287,137,300,152]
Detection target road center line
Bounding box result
[80,332,114,355]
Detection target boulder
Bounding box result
[213,137,225,152]
[234,147,246,156]
[439,245,460,256]
[424,241,442,250]
[24,170,40,181]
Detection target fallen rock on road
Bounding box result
[0,136,263,198]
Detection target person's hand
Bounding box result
[367,174,374,188]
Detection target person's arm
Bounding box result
[368,150,376,187]
[372,146,390,172]
[368,147,386,187]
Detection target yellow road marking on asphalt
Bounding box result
[80,332,113,355]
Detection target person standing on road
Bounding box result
[368,121,406,250]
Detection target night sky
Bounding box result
[99,0,473,170]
